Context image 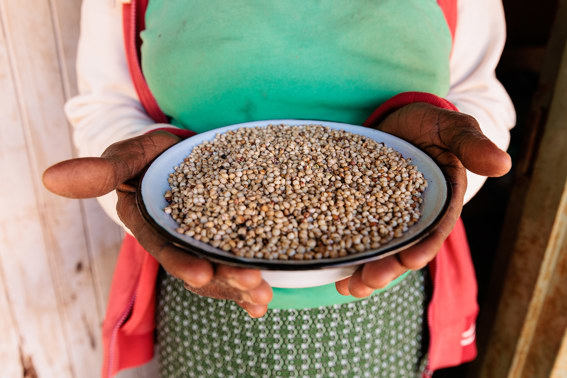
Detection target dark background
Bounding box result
[435,0,559,376]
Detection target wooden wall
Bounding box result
[0,0,154,376]
[0,1,565,378]
[474,0,567,374]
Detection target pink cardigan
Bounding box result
[101,92,479,378]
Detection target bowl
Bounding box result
[137,119,450,288]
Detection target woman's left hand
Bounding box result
[336,102,511,297]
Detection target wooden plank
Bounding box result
[0,0,105,375]
[475,1,567,375]
[1,0,158,375]
[511,181,567,377]
[50,1,159,374]
[551,330,567,378]
[0,3,73,375]
[80,198,125,312]
[0,261,24,377]
[50,0,126,320]
[50,0,82,98]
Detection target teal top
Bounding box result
[141,0,451,308]
[270,270,410,308]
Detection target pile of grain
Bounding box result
[164,124,427,260]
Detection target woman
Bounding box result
[44,0,515,376]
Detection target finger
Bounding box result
[395,171,462,272]
[381,103,511,178]
[396,217,455,271]
[43,157,116,198]
[116,189,214,287]
[159,246,214,288]
[241,280,273,305]
[42,131,180,199]
[215,266,272,305]
[335,277,352,296]
[237,301,269,318]
[359,255,408,289]
[347,269,375,298]
[216,265,265,291]
[439,117,511,177]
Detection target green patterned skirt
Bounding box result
[156,269,429,377]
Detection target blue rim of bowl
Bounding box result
[136,120,452,271]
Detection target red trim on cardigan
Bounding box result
[122,0,168,123]
[427,219,478,371]
[437,0,458,41]
[363,91,459,127]
[102,234,159,377]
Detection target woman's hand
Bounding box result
[336,102,512,297]
[42,131,273,317]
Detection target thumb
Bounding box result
[43,157,117,198]
[442,123,512,178]
[43,131,180,199]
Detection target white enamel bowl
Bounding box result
[137,119,450,288]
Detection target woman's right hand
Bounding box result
[42,131,273,317]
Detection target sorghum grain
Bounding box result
[164,124,427,260]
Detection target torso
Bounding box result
[141,0,451,132]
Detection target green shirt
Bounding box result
[141,0,451,308]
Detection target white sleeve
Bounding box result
[65,0,174,228]
[447,0,516,204]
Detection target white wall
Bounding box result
[0,1,155,376]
